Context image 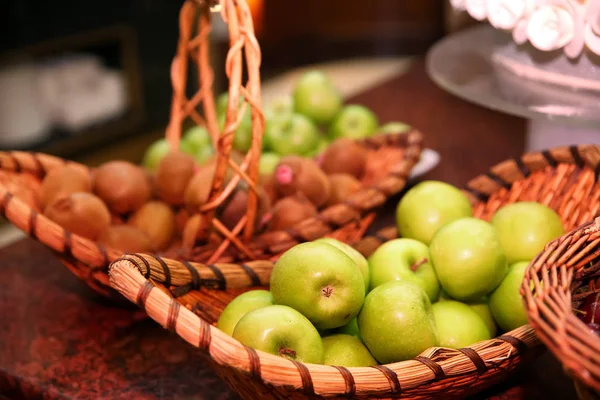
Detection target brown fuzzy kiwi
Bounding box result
[98,225,153,253]
[154,152,197,206]
[184,163,218,211]
[320,138,367,179]
[182,214,205,249]
[43,192,110,240]
[93,161,151,214]
[260,174,279,205]
[269,195,318,232]
[325,173,362,207]
[273,156,330,207]
[128,201,175,251]
[220,185,271,231]
[111,213,125,225]
[41,165,91,209]
[175,208,191,237]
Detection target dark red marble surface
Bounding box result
[0,59,581,399]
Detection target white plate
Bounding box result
[409,148,441,179]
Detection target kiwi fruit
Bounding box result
[93,161,151,214]
[325,173,362,207]
[184,163,217,211]
[43,192,110,240]
[98,225,153,253]
[175,208,191,237]
[320,138,367,179]
[154,152,197,206]
[128,201,175,251]
[274,156,330,207]
[270,195,318,231]
[41,165,91,209]
[182,214,205,249]
[220,185,271,231]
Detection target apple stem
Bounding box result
[278,347,297,360]
[410,258,428,272]
[275,165,294,185]
[322,285,334,298]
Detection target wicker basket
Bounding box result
[108,144,600,399]
[0,0,422,299]
[521,158,600,399]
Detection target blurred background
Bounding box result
[0,0,475,166]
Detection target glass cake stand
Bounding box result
[426,24,600,151]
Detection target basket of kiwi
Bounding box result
[108,144,600,398]
[0,0,422,300]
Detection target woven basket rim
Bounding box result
[0,131,422,297]
[522,215,600,392]
[106,144,600,396]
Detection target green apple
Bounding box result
[217,290,274,336]
[468,299,497,337]
[259,152,280,176]
[328,105,379,140]
[432,300,492,348]
[368,238,440,302]
[270,241,365,330]
[218,112,253,153]
[491,202,564,265]
[216,92,245,116]
[396,181,473,245]
[358,281,437,363]
[182,126,211,153]
[335,317,361,340]
[264,95,294,122]
[232,305,324,364]
[322,334,377,367]
[430,218,508,302]
[315,237,370,292]
[380,121,412,134]
[195,145,214,165]
[438,289,453,302]
[489,261,530,332]
[264,113,320,156]
[292,71,342,125]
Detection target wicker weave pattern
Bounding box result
[108,144,600,399]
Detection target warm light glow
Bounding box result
[246,0,264,35]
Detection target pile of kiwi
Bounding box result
[14,137,368,257]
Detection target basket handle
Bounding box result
[166,0,265,248]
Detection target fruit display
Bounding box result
[215,180,565,367]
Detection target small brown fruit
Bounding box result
[98,225,153,253]
[320,138,367,179]
[182,214,205,249]
[175,208,191,237]
[41,165,91,208]
[274,156,330,207]
[325,173,362,207]
[220,185,271,231]
[128,201,175,251]
[184,163,217,211]
[154,152,197,206]
[270,195,318,232]
[44,192,110,240]
[93,161,151,214]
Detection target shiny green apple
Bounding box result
[293,71,342,125]
[368,238,440,302]
[491,202,564,265]
[315,237,370,292]
[430,218,508,302]
[182,126,211,154]
[270,241,365,330]
[380,121,411,134]
[232,305,323,364]
[264,113,320,156]
[396,181,473,245]
[432,300,491,348]
[217,290,274,336]
[259,152,281,176]
[358,281,437,363]
[335,317,361,340]
[328,105,379,140]
[489,261,530,332]
[322,334,377,367]
[468,298,497,337]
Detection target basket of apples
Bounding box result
[0,0,421,300]
[109,144,600,398]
